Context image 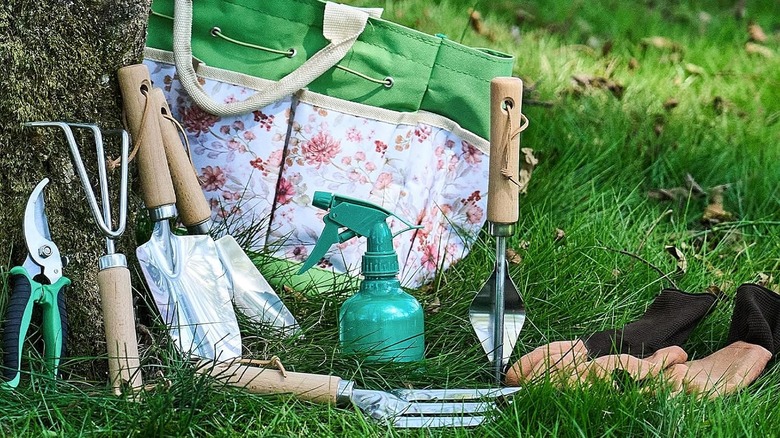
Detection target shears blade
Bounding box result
[23,178,63,283]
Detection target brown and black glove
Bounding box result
[666,283,779,398]
[506,288,718,385]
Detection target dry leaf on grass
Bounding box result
[685,63,706,76]
[554,228,566,243]
[506,248,522,265]
[469,9,485,34]
[748,23,768,43]
[647,174,707,202]
[665,245,688,274]
[745,42,774,58]
[641,36,683,52]
[663,98,679,111]
[571,74,625,99]
[518,148,539,194]
[755,273,772,287]
[425,296,441,314]
[628,58,639,70]
[702,184,734,225]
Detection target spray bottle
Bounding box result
[298,191,424,362]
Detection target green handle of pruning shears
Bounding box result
[2,266,70,388]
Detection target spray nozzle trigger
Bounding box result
[297,192,418,276]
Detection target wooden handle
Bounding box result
[151,88,212,231]
[197,360,342,404]
[487,77,524,224]
[117,64,176,210]
[98,266,144,395]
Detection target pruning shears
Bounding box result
[2,178,70,388]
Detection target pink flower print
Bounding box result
[462,141,483,165]
[445,139,455,149]
[224,95,238,104]
[434,146,445,157]
[181,105,220,137]
[268,149,283,167]
[414,124,432,142]
[227,138,247,153]
[252,111,275,131]
[466,203,484,224]
[218,205,241,219]
[373,172,393,190]
[243,130,256,141]
[341,156,352,166]
[276,177,295,205]
[301,131,341,168]
[375,140,388,153]
[347,169,361,182]
[200,166,226,191]
[220,125,231,135]
[289,172,303,185]
[250,157,263,170]
[232,120,245,131]
[365,161,376,172]
[347,127,362,142]
[420,244,439,271]
[354,151,366,162]
[287,245,308,262]
[222,191,241,202]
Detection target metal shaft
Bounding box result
[493,235,507,383]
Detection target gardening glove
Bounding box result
[506,288,718,386]
[665,283,779,398]
[583,288,718,358]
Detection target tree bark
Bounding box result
[0,0,150,380]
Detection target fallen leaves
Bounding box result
[745,42,774,58]
[641,36,683,53]
[518,148,539,195]
[648,175,734,226]
[570,74,625,99]
[664,245,688,274]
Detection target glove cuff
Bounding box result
[583,288,718,358]
[726,283,780,355]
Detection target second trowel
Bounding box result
[469,77,527,383]
[150,87,299,336]
[118,65,242,360]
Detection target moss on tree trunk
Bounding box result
[0,0,151,381]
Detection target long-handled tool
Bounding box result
[150,87,299,335]
[469,77,527,383]
[118,65,242,361]
[197,359,519,428]
[24,122,142,395]
[2,178,70,388]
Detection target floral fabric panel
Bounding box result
[146,59,291,245]
[268,103,489,286]
[144,59,489,288]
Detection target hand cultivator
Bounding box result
[198,359,520,428]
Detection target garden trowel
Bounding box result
[469,77,527,383]
[149,86,299,336]
[118,65,242,360]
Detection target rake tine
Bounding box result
[392,416,487,428]
[402,401,495,416]
[391,387,521,401]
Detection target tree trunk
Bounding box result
[0,0,150,380]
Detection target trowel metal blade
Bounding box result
[468,265,525,367]
[137,223,242,361]
[215,235,299,336]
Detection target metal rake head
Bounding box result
[348,385,520,428]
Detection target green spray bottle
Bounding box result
[298,191,424,362]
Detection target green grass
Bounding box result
[3,0,780,436]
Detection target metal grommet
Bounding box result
[210,26,221,37]
[383,77,394,88]
[287,48,297,58]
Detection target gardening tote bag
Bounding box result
[144,0,516,288]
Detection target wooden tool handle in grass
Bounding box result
[197,360,343,404]
[151,88,212,231]
[98,266,144,395]
[487,77,524,224]
[117,64,176,210]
